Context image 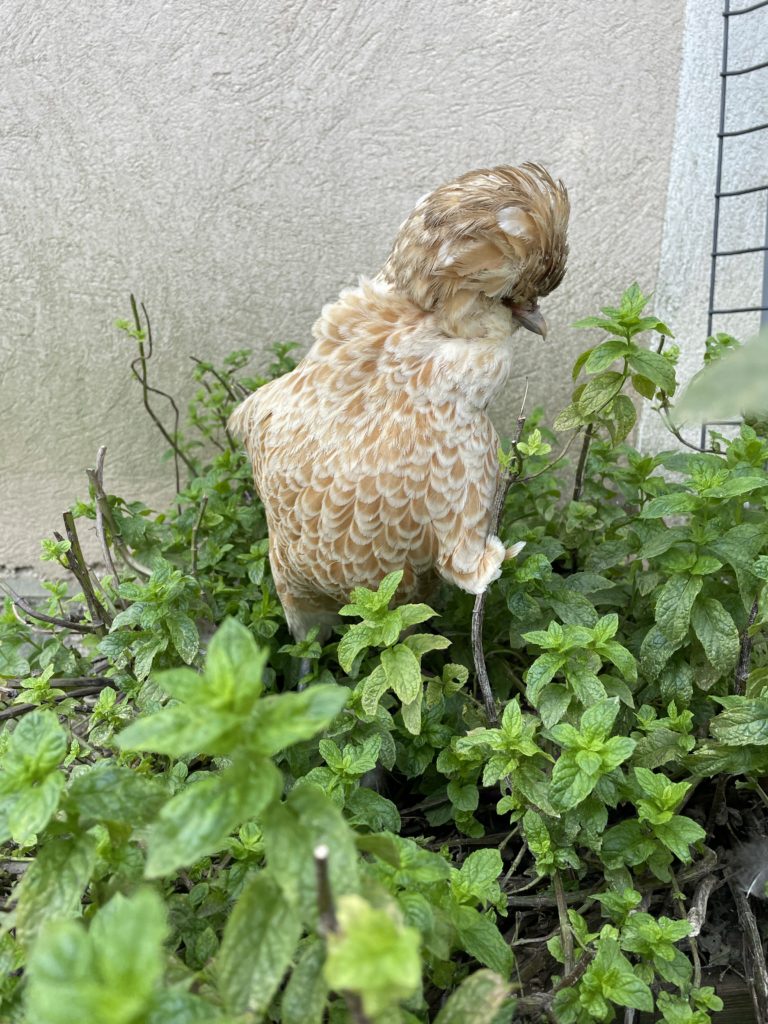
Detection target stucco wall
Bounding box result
[1,0,686,569]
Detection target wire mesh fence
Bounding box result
[702,0,768,448]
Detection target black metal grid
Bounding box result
[702,0,768,447]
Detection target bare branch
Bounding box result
[670,867,702,989]
[735,597,759,695]
[553,871,574,974]
[190,496,208,575]
[515,948,596,1019]
[313,843,338,937]
[0,685,105,722]
[9,592,104,634]
[4,677,110,691]
[687,874,717,939]
[86,447,151,580]
[58,513,111,631]
[471,385,528,727]
[572,423,595,502]
[128,296,196,490]
[729,878,768,1023]
[313,844,372,1024]
[86,446,122,593]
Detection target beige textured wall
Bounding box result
[1,0,685,569]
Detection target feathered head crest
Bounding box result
[382,163,569,317]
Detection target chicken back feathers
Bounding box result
[229,163,569,638]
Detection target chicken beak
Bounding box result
[508,303,548,340]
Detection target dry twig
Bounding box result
[86,447,122,592]
[728,877,768,1023]
[313,845,371,1024]
[0,685,106,722]
[58,512,111,631]
[471,383,528,726]
[553,871,574,974]
[571,423,595,503]
[9,592,103,634]
[735,597,759,696]
[128,296,196,492]
[515,948,595,1020]
[190,496,209,575]
[687,875,717,940]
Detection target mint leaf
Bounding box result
[691,597,740,675]
[324,894,422,1017]
[217,871,302,1015]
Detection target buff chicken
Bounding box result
[229,163,569,639]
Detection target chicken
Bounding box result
[229,163,569,639]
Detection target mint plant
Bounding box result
[3,285,767,1022]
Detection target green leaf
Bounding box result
[134,636,168,680]
[402,632,451,657]
[451,848,504,908]
[381,644,423,704]
[707,475,767,498]
[691,597,740,675]
[5,772,65,845]
[599,640,637,683]
[281,940,327,1024]
[526,652,566,704]
[344,571,404,616]
[640,493,699,518]
[572,315,625,333]
[581,697,620,739]
[655,575,703,644]
[204,616,267,704]
[4,709,67,780]
[263,784,360,913]
[144,759,282,877]
[553,403,584,431]
[572,347,594,380]
[25,889,167,1024]
[710,698,768,745]
[360,664,389,715]
[0,646,30,679]
[217,871,303,1015]
[640,624,682,680]
[66,762,167,825]
[447,781,479,812]
[15,833,98,949]
[346,787,401,833]
[338,623,381,672]
[398,604,438,628]
[166,612,199,664]
[324,895,422,1017]
[608,394,637,444]
[401,695,423,735]
[117,703,240,757]
[653,815,706,862]
[585,339,629,374]
[449,904,513,978]
[632,373,656,399]
[578,372,625,416]
[586,937,654,1013]
[432,970,510,1024]
[550,752,596,810]
[627,347,676,393]
[248,685,349,755]
[601,736,636,771]
[602,820,657,869]
[567,665,606,705]
[604,968,655,1012]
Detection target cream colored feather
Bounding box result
[229,163,569,638]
